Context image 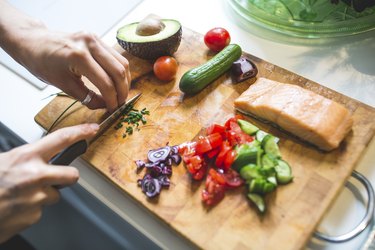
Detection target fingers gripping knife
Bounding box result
[49,93,142,165]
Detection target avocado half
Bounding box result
[116,19,182,60]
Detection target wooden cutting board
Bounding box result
[35,27,375,250]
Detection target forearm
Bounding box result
[0,0,46,65]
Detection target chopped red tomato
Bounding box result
[224,114,244,130]
[206,147,220,159]
[195,137,212,155]
[207,133,223,149]
[226,130,238,147]
[202,173,226,206]
[192,164,207,180]
[186,163,198,174]
[237,133,254,145]
[206,124,226,135]
[182,155,192,164]
[229,119,242,132]
[196,133,223,155]
[180,115,254,206]
[179,141,197,156]
[215,141,231,168]
[223,168,243,188]
[208,168,226,185]
[226,121,254,146]
[189,155,203,168]
[223,149,236,170]
[185,155,203,174]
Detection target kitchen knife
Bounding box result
[49,93,142,165]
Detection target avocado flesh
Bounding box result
[116,19,182,60]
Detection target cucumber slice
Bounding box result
[256,130,279,144]
[261,154,277,168]
[262,135,281,158]
[259,166,276,177]
[263,182,276,193]
[256,147,264,167]
[232,143,260,171]
[240,164,262,181]
[238,119,259,135]
[267,175,278,186]
[249,178,276,194]
[255,130,268,142]
[275,159,293,184]
[249,178,264,193]
[248,193,266,213]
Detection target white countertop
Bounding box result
[1,0,374,249]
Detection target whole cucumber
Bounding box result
[179,44,242,95]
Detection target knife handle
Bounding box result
[49,139,88,165]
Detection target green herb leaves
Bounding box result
[115,105,150,138]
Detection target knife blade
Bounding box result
[49,93,142,165]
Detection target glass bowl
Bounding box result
[227,0,375,38]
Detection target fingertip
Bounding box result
[68,167,80,182]
[55,167,79,188]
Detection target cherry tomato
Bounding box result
[204,27,231,52]
[153,56,178,81]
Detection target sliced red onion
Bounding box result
[165,157,173,166]
[141,177,161,198]
[135,160,146,171]
[136,144,183,198]
[158,175,170,187]
[145,161,160,169]
[171,145,179,154]
[150,165,162,177]
[162,166,172,176]
[231,56,258,83]
[170,154,182,165]
[148,146,171,163]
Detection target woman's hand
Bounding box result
[21,29,132,112]
[0,123,98,243]
[0,0,131,112]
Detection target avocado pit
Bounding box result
[116,15,182,60]
[136,16,166,36]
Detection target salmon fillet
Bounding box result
[234,78,353,151]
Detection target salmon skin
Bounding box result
[234,78,353,151]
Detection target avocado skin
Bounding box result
[117,26,182,60]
